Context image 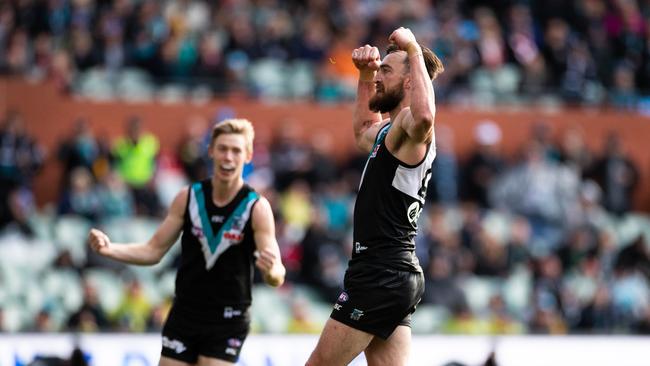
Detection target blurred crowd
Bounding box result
[1,108,649,335]
[2,0,650,108]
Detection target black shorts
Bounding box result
[330,267,424,339]
[161,304,250,363]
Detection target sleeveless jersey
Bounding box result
[351,122,436,272]
[174,180,260,314]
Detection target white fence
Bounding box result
[1,334,649,366]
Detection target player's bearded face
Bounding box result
[369,81,405,113]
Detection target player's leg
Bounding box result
[159,356,195,366]
[160,307,199,366]
[306,318,374,366]
[364,325,411,366]
[197,356,235,366]
[196,317,248,366]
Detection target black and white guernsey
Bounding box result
[351,123,436,272]
[174,180,259,314]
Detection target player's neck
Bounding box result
[211,176,244,207]
[388,97,411,122]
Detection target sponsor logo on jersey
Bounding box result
[162,336,187,354]
[350,309,364,321]
[191,226,205,239]
[223,231,244,242]
[355,242,368,254]
[407,201,422,224]
[338,292,349,303]
[223,306,242,319]
[227,338,242,348]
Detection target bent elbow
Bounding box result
[419,112,435,128]
[149,249,165,265]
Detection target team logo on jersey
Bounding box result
[227,338,242,348]
[407,201,422,224]
[338,292,349,303]
[225,338,242,356]
[231,216,246,231]
[191,226,205,239]
[370,143,380,158]
[350,309,364,321]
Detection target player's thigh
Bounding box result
[306,318,374,366]
[364,325,411,366]
[197,355,235,366]
[159,355,194,366]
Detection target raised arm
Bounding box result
[389,27,436,144]
[88,187,187,265]
[352,45,385,152]
[252,197,285,287]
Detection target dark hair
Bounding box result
[386,43,444,80]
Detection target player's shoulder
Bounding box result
[251,194,273,223]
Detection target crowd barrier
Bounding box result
[1,334,648,366]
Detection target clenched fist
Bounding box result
[254,248,279,274]
[389,27,419,52]
[352,45,381,72]
[89,228,111,256]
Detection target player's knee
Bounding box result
[366,353,407,366]
[305,349,328,366]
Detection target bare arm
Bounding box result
[352,45,385,152]
[389,27,436,144]
[252,197,285,287]
[88,187,187,265]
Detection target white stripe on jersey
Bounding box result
[391,144,436,203]
[188,188,257,270]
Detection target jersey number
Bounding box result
[417,168,433,200]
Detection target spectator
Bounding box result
[269,121,311,191]
[57,118,100,187]
[462,120,505,208]
[177,115,209,182]
[429,125,459,205]
[0,111,43,234]
[422,252,468,313]
[286,297,321,334]
[473,229,510,277]
[575,285,615,333]
[57,167,101,221]
[30,309,57,332]
[609,62,639,110]
[67,281,109,332]
[112,279,152,332]
[588,132,639,216]
[491,142,580,254]
[112,116,161,216]
[147,297,172,332]
[298,209,346,301]
[505,216,532,270]
[558,125,592,177]
[96,170,134,219]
